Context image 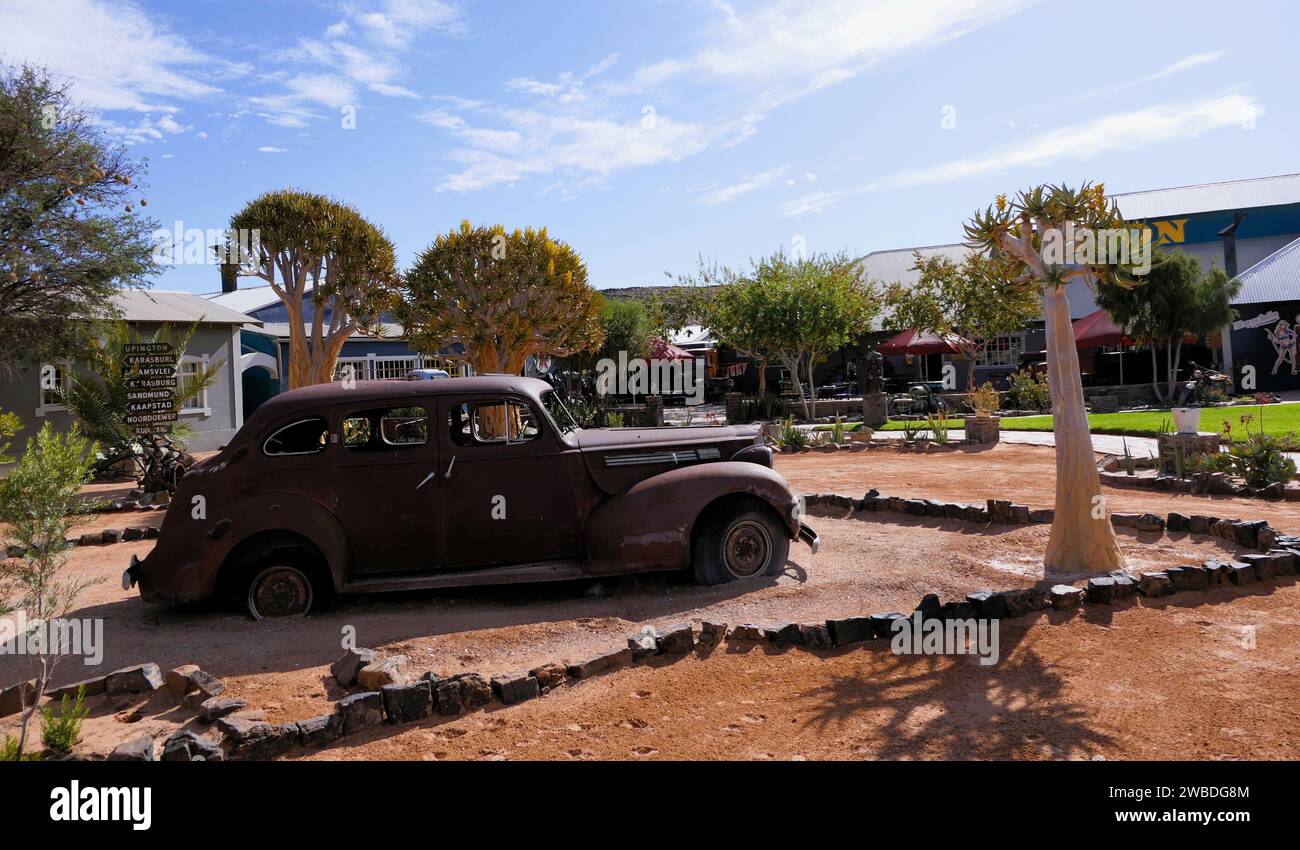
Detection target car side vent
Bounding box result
[606,449,705,467]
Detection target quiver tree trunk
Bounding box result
[1042,285,1126,573]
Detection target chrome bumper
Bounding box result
[798,522,820,555]
[122,554,140,591]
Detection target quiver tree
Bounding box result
[223,190,398,389]
[965,183,1146,573]
[397,221,604,376]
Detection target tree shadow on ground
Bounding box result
[796,619,1115,760]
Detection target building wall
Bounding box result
[0,323,244,457]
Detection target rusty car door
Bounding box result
[331,400,441,575]
[438,395,582,569]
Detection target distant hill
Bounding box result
[598,284,721,303]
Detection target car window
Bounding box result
[343,405,429,451]
[448,400,540,446]
[264,417,329,456]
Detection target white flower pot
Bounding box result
[1172,407,1200,435]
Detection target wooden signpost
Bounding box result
[123,342,178,435]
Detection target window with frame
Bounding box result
[449,400,540,446]
[263,417,329,457]
[39,363,69,408]
[975,335,1023,367]
[178,358,208,412]
[342,405,429,451]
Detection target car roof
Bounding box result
[250,376,552,422]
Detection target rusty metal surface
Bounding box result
[133,377,805,604]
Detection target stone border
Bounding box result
[10,496,1298,760]
[1097,468,1299,502]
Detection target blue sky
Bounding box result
[1,0,1294,294]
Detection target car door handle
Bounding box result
[415,471,435,490]
[444,455,456,479]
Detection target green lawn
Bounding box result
[877,402,1300,438]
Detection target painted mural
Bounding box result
[1230,301,1300,391]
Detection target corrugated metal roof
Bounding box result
[111,290,259,325]
[1233,236,1300,305]
[202,284,286,315]
[857,243,974,288]
[1114,173,1300,221]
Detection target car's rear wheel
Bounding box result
[246,564,314,620]
[228,541,330,621]
[693,502,790,586]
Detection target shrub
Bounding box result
[605,412,624,428]
[1224,409,1296,487]
[40,686,88,754]
[1006,369,1051,412]
[965,383,1000,416]
[927,412,951,445]
[0,735,39,762]
[776,416,808,450]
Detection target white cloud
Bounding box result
[1146,51,1225,83]
[628,0,1035,106]
[349,0,463,48]
[780,190,842,217]
[893,94,1261,186]
[696,165,789,205]
[426,0,1035,192]
[429,104,756,192]
[0,0,240,113]
[258,146,289,153]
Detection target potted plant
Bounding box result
[964,382,1001,445]
[1171,406,1200,434]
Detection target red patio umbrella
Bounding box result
[1072,309,1127,349]
[876,328,968,356]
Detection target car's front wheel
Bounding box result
[692,501,790,586]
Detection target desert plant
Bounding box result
[965,383,1000,416]
[927,412,951,445]
[0,735,39,762]
[606,412,624,428]
[900,418,929,442]
[1227,409,1296,487]
[830,416,848,445]
[40,686,88,754]
[1006,369,1051,412]
[0,423,102,757]
[1121,438,1136,476]
[776,416,808,450]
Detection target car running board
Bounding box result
[340,560,588,593]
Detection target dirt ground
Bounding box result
[2,443,1297,760]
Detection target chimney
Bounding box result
[1217,212,1248,277]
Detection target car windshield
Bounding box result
[540,389,581,435]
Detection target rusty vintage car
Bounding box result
[124,376,818,619]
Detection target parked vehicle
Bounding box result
[125,376,818,619]
[888,382,948,417]
[406,368,451,380]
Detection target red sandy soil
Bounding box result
[2,444,1298,759]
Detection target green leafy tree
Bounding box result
[685,251,877,420]
[0,64,159,365]
[966,182,1146,574]
[224,190,398,388]
[398,221,605,376]
[882,252,1040,390]
[594,296,652,364]
[58,320,222,488]
[1094,248,1240,404]
[0,423,101,758]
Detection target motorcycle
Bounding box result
[1176,361,1233,406]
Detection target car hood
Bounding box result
[574,424,759,450]
[576,424,764,495]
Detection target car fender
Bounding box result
[216,492,353,590]
[137,491,351,602]
[583,461,800,574]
